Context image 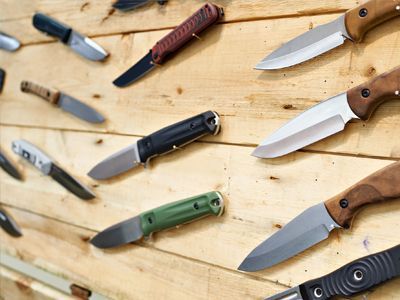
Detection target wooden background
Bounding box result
[0,0,399,299]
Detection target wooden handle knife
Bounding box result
[21,81,60,104]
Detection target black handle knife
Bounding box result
[0,208,22,237]
[0,149,22,180]
[33,13,72,43]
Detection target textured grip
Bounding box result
[300,244,400,300]
[33,13,72,43]
[21,81,60,105]
[137,111,220,163]
[151,3,223,64]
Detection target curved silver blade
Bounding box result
[238,203,341,272]
[58,94,105,123]
[252,93,359,158]
[265,286,302,300]
[88,143,141,180]
[68,31,108,61]
[0,32,20,51]
[255,15,350,69]
[90,215,143,248]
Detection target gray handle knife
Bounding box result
[11,139,95,200]
[0,208,22,237]
[0,32,20,52]
[0,148,23,180]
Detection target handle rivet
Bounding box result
[313,287,323,298]
[340,199,349,208]
[354,270,364,281]
[193,202,199,210]
[396,5,400,11]
[359,8,368,17]
[361,89,370,98]
[395,90,399,96]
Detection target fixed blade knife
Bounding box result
[0,32,20,51]
[253,66,400,158]
[12,139,95,200]
[265,244,400,300]
[256,0,400,69]
[0,148,23,180]
[21,81,105,124]
[0,208,22,237]
[90,191,224,249]
[88,111,220,180]
[239,161,400,272]
[113,3,223,87]
[113,0,167,11]
[32,13,108,61]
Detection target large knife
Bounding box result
[256,0,400,69]
[265,244,400,300]
[91,191,224,249]
[113,0,167,11]
[113,3,223,87]
[238,161,400,272]
[0,32,20,51]
[0,208,22,237]
[32,13,108,61]
[12,139,95,200]
[253,66,400,158]
[21,81,105,124]
[0,148,23,180]
[88,111,220,180]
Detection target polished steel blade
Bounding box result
[90,215,143,248]
[0,32,20,51]
[67,31,108,61]
[252,93,359,158]
[113,0,150,11]
[113,51,155,87]
[58,94,105,123]
[264,286,302,300]
[238,203,341,272]
[255,15,351,69]
[88,143,141,179]
[0,209,22,237]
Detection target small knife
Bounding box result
[113,3,223,87]
[256,0,400,69]
[0,208,22,237]
[12,139,95,200]
[88,111,220,180]
[113,0,167,12]
[90,191,224,249]
[21,81,105,124]
[265,244,400,300]
[32,13,108,61]
[253,66,400,158]
[0,148,23,180]
[0,32,21,51]
[238,161,400,272]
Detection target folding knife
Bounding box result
[113,3,223,87]
[12,140,95,200]
[91,191,224,248]
[266,244,400,300]
[20,81,105,124]
[256,0,400,69]
[0,32,20,51]
[32,13,108,61]
[0,148,22,180]
[113,0,167,12]
[253,66,400,158]
[88,111,220,180]
[0,208,22,237]
[239,161,400,272]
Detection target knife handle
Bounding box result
[345,0,400,42]
[137,111,220,163]
[300,244,400,300]
[151,3,223,64]
[325,161,400,228]
[0,69,5,94]
[33,13,72,43]
[347,66,400,120]
[0,208,23,237]
[21,81,60,105]
[140,191,224,237]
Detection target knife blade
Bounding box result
[20,81,105,124]
[113,0,167,11]
[113,3,223,87]
[256,0,400,69]
[11,139,95,200]
[0,208,22,237]
[253,66,400,158]
[88,111,220,180]
[32,13,108,61]
[0,148,23,180]
[91,191,224,248]
[265,244,400,300]
[238,161,400,271]
[0,32,20,51]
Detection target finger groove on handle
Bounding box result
[20,81,60,104]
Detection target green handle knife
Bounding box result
[90,191,224,249]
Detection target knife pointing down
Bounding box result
[91,191,224,248]
[239,161,400,272]
[253,66,400,158]
[256,0,400,69]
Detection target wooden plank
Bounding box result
[0,0,357,44]
[1,14,399,158]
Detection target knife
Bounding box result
[0,148,23,180]
[0,69,5,94]
[265,244,400,300]
[90,191,224,248]
[113,3,223,87]
[113,0,167,11]
[238,161,400,272]
[252,66,400,158]
[0,32,20,51]
[0,208,22,237]
[20,81,105,124]
[256,0,400,69]
[32,13,108,61]
[11,139,95,200]
[88,111,220,180]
